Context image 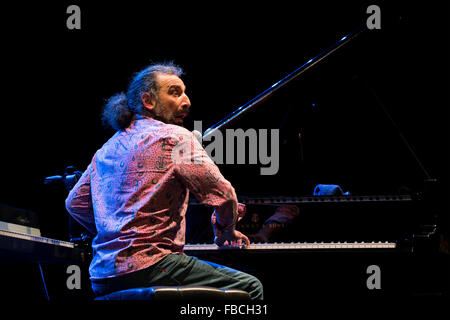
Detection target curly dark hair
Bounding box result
[101,62,184,131]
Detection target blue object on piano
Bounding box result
[313,184,351,196]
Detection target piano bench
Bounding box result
[94,286,251,300]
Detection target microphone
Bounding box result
[44,167,83,191]
[44,175,64,184]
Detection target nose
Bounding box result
[181,93,191,111]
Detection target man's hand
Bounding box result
[211,203,249,248]
[214,229,250,248]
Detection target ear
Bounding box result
[141,92,156,111]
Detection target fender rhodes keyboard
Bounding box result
[0,229,86,264]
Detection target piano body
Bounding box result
[184,191,445,299]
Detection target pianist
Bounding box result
[65,62,263,300]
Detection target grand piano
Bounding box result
[180,25,446,298]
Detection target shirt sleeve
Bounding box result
[170,130,238,229]
[65,163,97,235]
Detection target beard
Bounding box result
[151,100,178,126]
[150,98,187,127]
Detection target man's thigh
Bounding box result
[149,254,263,299]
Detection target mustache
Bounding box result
[176,108,190,117]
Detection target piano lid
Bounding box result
[204,22,437,198]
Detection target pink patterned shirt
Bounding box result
[65,117,237,280]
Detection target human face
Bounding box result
[153,73,191,126]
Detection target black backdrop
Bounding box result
[1,1,448,239]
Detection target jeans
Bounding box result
[91,253,264,300]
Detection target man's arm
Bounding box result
[170,130,248,246]
[211,203,248,247]
[65,164,97,235]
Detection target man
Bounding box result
[65,62,263,300]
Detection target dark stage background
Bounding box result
[2,0,448,236]
[0,0,449,301]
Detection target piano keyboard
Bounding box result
[237,195,413,205]
[188,194,414,206]
[184,241,397,251]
